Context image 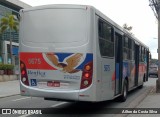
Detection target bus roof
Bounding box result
[20,4,149,50]
[20,4,88,12]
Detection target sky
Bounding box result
[20,0,158,59]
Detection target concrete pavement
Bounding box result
[0,80,20,98]
[126,78,160,117]
[127,86,160,117]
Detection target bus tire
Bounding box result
[143,74,146,82]
[138,83,143,89]
[119,79,128,102]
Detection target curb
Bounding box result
[0,75,18,82]
[0,94,20,99]
[113,86,154,117]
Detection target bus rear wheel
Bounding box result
[119,79,128,102]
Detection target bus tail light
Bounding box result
[20,61,29,86]
[85,65,91,71]
[21,70,25,75]
[80,62,93,89]
[84,73,90,78]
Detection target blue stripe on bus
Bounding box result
[53,53,93,70]
[76,54,93,69]
[123,62,129,78]
[55,53,72,62]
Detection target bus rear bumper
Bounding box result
[20,81,79,101]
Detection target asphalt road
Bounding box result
[0,77,157,117]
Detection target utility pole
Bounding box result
[149,0,160,92]
[157,2,160,92]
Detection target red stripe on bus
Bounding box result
[20,52,57,70]
[112,71,116,81]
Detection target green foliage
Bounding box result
[6,64,14,70]
[123,23,134,35]
[0,14,19,33]
[123,23,132,31]
[0,64,3,70]
[0,14,19,65]
[0,64,14,70]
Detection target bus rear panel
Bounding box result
[19,5,96,102]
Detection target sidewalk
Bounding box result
[127,81,160,117]
[0,80,20,98]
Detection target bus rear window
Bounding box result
[22,9,87,43]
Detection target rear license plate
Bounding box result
[47,81,60,87]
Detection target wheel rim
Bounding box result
[124,84,127,98]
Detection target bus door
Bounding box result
[135,44,139,86]
[115,33,123,95]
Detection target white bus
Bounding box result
[19,4,149,102]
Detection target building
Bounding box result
[0,0,31,65]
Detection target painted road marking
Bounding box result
[50,102,68,107]
[18,102,68,117]
[19,114,32,117]
[12,97,31,102]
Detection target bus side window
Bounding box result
[98,19,114,57]
[123,36,128,60]
[144,48,147,63]
[139,46,142,62]
[131,40,135,60]
[123,37,134,61]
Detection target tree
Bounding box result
[0,14,19,64]
[123,23,133,32]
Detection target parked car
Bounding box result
[149,65,158,77]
